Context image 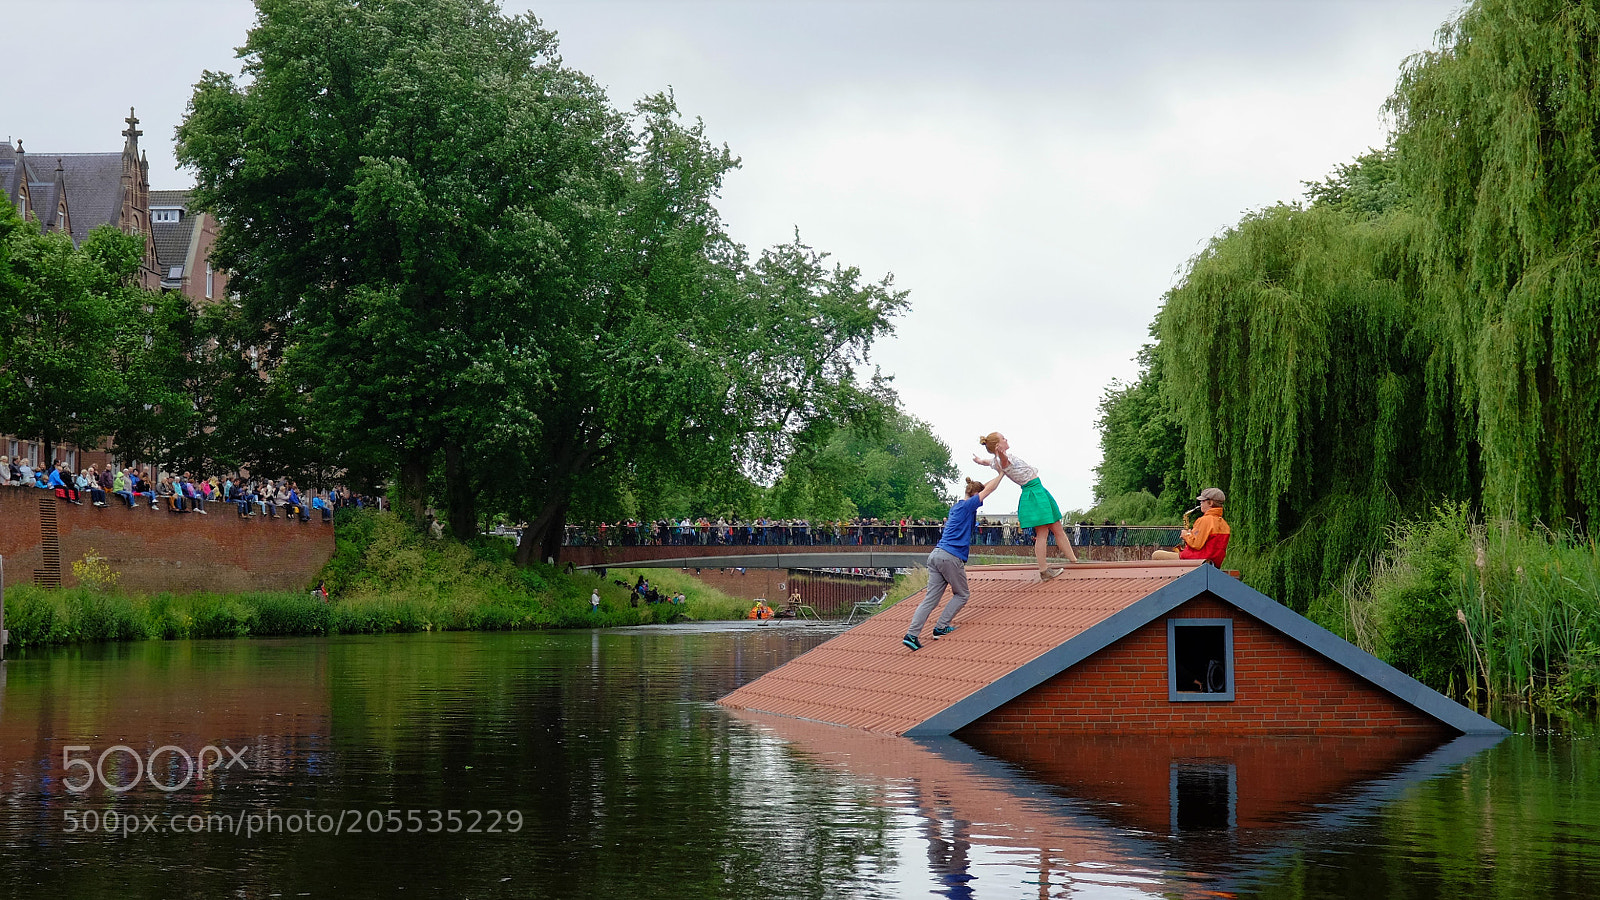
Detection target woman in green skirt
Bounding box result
[976,432,1080,579]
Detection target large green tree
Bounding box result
[178,0,904,559]
[768,407,957,521]
[0,204,187,469]
[1390,0,1600,528]
[1116,0,1600,609]
[1092,341,1187,513]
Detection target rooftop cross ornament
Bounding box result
[123,107,142,143]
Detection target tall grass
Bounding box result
[1336,503,1600,709]
[4,511,774,650]
[602,567,750,620]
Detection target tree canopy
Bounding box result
[1096,0,1600,609]
[176,0,908,560]
[768,408,958,521]
[0,203,193,469]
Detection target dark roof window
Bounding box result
[1168,618,1234,701]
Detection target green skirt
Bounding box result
[1016,477,1062,529]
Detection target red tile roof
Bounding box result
[718,561,1205,735]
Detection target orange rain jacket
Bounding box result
[1178,506,1231,567]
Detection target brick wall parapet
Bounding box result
[0,488,334,594]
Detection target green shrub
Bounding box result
[1367,503,1472,690]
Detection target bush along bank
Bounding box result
[3,511,751,650]
[1328,503,1600,710]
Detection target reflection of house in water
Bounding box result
[735,709,1503,897]
[961,731,1444,834]
[721,562,1503,738]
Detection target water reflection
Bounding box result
[0,629,1590,899]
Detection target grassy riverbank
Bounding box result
[3,511,753,650]
[1315,504,1600,710]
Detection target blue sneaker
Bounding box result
[931,625,956,638]
[902,634,922,651]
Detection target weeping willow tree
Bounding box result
[1155,201,1475,609]
[1390,0,1600,529]
[1134,0,1600,610]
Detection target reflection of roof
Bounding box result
[720,563,1507,737]
[734,710,1164,871]
[732,708,1502,894]
[722,562,1198,734]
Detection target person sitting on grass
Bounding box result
[903,470,1003,652]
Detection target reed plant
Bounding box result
[1339,504,1600,708]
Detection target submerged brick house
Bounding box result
[718,561,1504,737]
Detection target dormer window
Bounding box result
[152,208,182,223]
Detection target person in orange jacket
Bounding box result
[1154,488,1231,566]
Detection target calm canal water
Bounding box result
[0,625,1594,899]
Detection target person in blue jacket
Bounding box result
[903,470,1004,651]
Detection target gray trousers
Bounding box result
[907,548,969,637]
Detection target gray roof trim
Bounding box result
[1197,567,1506,735]
[905,566,1506,737]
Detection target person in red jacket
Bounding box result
[1154,488,1230,566]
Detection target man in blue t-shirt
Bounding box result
[904,471,1003,651]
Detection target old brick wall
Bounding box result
[0,489,334,593]
[962,595,1451,737]
[676,568,792,604]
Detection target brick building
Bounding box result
[2,109,227,474]
[719,561,1505,737]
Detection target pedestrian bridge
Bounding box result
[563,542,1164,570]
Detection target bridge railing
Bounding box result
[561,524,1183,549]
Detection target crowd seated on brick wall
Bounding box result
[0,455,381,523]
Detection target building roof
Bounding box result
[718,562,1506,736]
[49,152,125,244]
[153,213,196,274]
[720,561,1202,734]
[149,189,189,207]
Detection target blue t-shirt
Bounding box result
[936,494,983,561]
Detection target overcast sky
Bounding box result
[9,0,1463,512]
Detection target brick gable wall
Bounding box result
[962,594,1451,737]
[0,489,334,594]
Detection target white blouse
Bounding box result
[984,453,1040,486]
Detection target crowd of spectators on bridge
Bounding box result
[2,455,383,523]
[562,518,1179,548]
